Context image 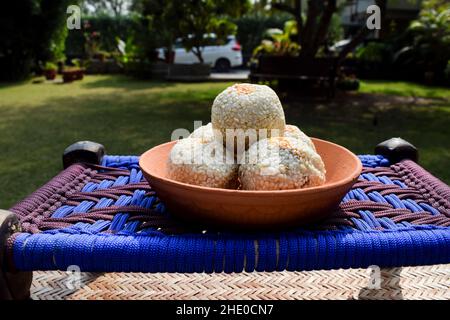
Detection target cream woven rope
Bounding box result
[31,264,450,300]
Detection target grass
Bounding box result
[0,75,449,208]
[359,80,450,100]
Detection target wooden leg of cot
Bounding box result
[0,210,33,300]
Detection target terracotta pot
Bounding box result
[140,138,362,230]
[62,68,84,82]
[44,69,57,80]
[62,70,77,83]
[74,69,84,80]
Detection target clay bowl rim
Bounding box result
[139,138,362,196]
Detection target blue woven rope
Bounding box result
[102,155,140,170]
[13,226,450,272]
[11,154,450,272]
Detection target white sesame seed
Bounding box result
[239,137,326,190]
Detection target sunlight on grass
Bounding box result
[360,80,450,99]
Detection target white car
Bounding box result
[158,35,243,72]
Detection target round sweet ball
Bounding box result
[190,122,215,143]
[211,83,286,145]
[239,137,326,190]
[167,138,238,189]
[283,125,316,151]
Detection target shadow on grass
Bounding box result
[0,88,449,208]
[81,75,176,91]
[0,80,30,90]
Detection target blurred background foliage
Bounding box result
[0,1,77,81]
[0,0,449,84]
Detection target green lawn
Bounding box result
[0,75,449,208]
[360,80,450,99]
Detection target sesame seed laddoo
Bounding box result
[283,124,316,151]
[168,138,238,189]
[211,83,286,151]
[239,137,326,190]
[190,122,215,143]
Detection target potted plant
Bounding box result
[72,59,86,80]
[43,62,57,80]
[74,68,84,80]
[62,68,76,83]
[62,67,84,83]
[250,21,302,77]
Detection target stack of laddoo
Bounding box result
[167,83,326,190]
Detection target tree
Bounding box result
[135,0,250,63]
[394,0,450,82]
[270,0,384,62]
[0,0,76,80]
[408,0,450,62]
[84,0,131,17]
[133,0,181,61]
[178,0,250,63]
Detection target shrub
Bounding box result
[445,60,450,83]
[234,13,291,59]
[0,1,75,81]
[251,20,301,59]
[44,62,57,71]
[355,42,390,63]
[65,15,145,59]
[65,12,302,64]
[392,0,450,84]
[337,77,360,91]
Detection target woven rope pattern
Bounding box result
[8,155,450,272]
[30,264,450,300]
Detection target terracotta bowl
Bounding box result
[139,138,362,229]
